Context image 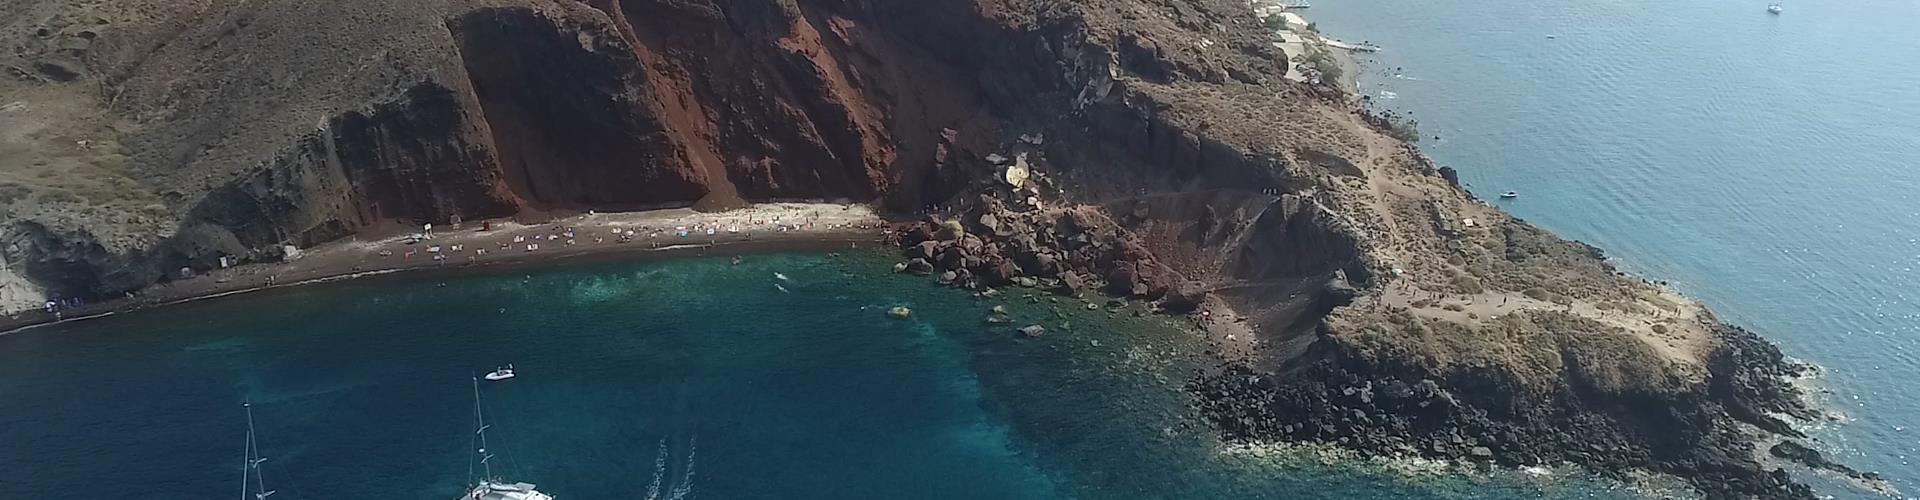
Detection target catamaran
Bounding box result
[462,377,554,500]
[240,402,278,500]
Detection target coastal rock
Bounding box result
[905,259,934,276]
[1105,262,1147,297]
[1157,282,1207,314]
[911,240,942,260]
[982,259,1018,286]
[1019,324,1046,337]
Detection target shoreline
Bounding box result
[0,203,892,337]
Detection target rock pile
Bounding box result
[892,193,1204,313]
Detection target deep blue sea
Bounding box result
[1308,0,1920,496]
[0,253,1651,499]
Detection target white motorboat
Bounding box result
[483,365,516,381]
[461,377,553,500]
[1500,191,1520,199]
[1767,3,1784,14]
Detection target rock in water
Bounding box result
[1019,324,1046,337]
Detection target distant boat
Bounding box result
[1500,191,1520,199]
[240,402,279,500]
[483,365,516,381]
[462,377,553,500]
[773,272,791,282]
[1767,3,1783,13]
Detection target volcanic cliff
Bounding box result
[0,0,1854,497]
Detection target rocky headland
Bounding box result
[0,0,1864,497]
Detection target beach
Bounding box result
[0,203,890,336]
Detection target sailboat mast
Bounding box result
[472,377,494,482]
[241,402,272,500]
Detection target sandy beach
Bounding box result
[0,203,891,336]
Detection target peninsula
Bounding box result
[0,0,1862,497]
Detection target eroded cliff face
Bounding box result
[0,0,1844,497]
[1,0,1062,297]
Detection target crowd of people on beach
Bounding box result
[42,296,84,316]
[367,208,890,270]
[2,206,889,331]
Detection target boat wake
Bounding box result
[669,435,697,500]
[644,435,698,500]
[645,438,669,500]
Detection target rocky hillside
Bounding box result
[1,0,1853,497]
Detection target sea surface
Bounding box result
[1307,0,1920,496]
[0,253,1651,499]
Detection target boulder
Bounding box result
[1119,238,1151,261]
[937,246,968,269]
[901,223,934,245]
[977,212,1002,234]
[1019,324,1047,337]
[982,259,1018,286]
[910,240,941,260]
[1105,262,1143,297]
[1057,272,1088,294]
[937,270,959,285]
[959,234,985,254]
[905,258,935,275]
[1158,281,1208,313]
[892,262,909,273]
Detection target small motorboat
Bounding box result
[773,272,791,282]
[1500,191,1520,199]
[1767,3,1783,14]
[483,365,516,381]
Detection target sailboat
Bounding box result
[240,402,278,500]
[462,377,554,500]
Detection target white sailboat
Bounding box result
[240,402,278,500]
[462,377,554,500]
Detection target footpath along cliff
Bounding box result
[0,0,1868,496]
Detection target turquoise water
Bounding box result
[0,253,1645,499]
[1307,0,1920,495]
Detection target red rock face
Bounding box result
[451,7,713,211]
[435,0,1014,212]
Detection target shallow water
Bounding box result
[0,253,1645,499]
[1306,0,1920,495]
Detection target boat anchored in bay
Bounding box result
[483,365,516,381]
[240,402,279,500]
[462,377,553,500]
